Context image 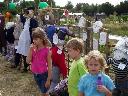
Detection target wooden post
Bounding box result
[98,29,101,51]
[85,19,92,54]
[78,27,81,38]
[105,28,109,58]
[88,27,93,51]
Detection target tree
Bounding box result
[115,1,128,15]
[82,3,90,15]
[75,3,99,16]
[13,0,20,2]
[47,0,56,7]
[75,3,83,12]
[0,2,7,13]
[89,4,98,16]
[65,1,73,11]
[115,5,121,15]
[99,2,114,16]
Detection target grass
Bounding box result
[0,55,41,96]
[104,22,128,36]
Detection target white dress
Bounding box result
[16,19,31,56]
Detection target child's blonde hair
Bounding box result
[85,50,107,71]
[66,38,84,53]
[32,27,52,47]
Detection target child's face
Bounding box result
[87,58,101,75]
[33,38,42,46]
[67,48,80,60]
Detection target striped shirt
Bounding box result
[107,57,128,79]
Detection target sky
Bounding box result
[54,0,125,7]
[0,0,125,6]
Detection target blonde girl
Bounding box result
[78,50,115,96]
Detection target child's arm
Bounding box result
[79,92,84,96]
[26,45,33,64]
[97,85,112,96]
[45,50,52,88]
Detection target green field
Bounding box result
[104,22,128,36]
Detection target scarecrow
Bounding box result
[48,26,75,92]
[0,14,6,55]
[107,37,128,96]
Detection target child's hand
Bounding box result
[97,85,108,93]
[97,85,112,96]
[45,79,51,88]
[30,43,37,51]
[30,43,36,48]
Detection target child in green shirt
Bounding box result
[66,38,87,96]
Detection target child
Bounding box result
[66,38,87,96]
[26,27,52,96]
[78,50,115,96]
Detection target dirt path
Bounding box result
[0,55,41,96]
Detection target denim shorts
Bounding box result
[34,72,48,93]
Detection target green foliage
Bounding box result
[75,3,82,12]
[104,22,128,36]
[20,1,35,9]
[82,3,90,15]
[46,0,56,7]
[99,2,114,16]
[115,1,128,15]
[0,2,7,13]
[60,18,76,26]
[121,15,128,21]
[34,0,39,6]
[99,45,106,53]
[109,15,118,21]
[65,1,73,11]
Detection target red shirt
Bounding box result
[51,46,67,77]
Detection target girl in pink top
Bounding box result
[27,27,52,96]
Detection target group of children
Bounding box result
[66,38,115,96]
[0,7,127,96]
